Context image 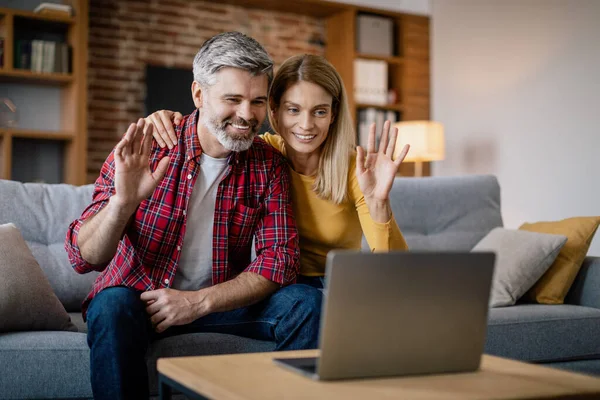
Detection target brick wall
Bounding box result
[87,0,325,182]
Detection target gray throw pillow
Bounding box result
[0,223,76,332]
[472,227,567,307]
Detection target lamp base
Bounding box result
[414,161,423,177]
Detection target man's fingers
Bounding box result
[119,123,137,157]
[114,138,128,162]
[140,290,160,303]
[150,311,167,327]
[141,123,153,155]
[131,119,145,155]
[145,302,161,316]
[155,319,170,334]
[152,156,171,183]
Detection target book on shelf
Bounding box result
[0,37,4,68]
[14,39,70,74]
[33,2,73,17]
[15,40,31,69]
[354,59,388,105]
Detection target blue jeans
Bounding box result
[86,284,322,400]
[297,275,326,290]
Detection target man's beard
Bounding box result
[201,110,259,152]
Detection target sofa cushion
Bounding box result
[521,217,600,305]
[69,312,87,333]
[486,304,600,362]
[0,180,98,311]
[0,223,76,333]
[472,228,567,307]
[0,331,275,399]
[384,175,503,251]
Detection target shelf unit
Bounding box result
[325,6,431,176]
[0,1,88,184]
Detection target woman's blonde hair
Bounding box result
[268,54,355,204]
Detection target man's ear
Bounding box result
[191,81,203,109]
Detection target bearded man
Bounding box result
[65,32,322,400]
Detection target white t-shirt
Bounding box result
[172,153,229,291]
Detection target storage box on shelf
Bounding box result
[0,1,87,185]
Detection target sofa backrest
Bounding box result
[0,179,97,312]
[383,175,504,251]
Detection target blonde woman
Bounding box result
[146,54,409,289]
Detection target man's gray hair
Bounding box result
[193,32,273,87]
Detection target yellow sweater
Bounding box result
[262,133,408,277]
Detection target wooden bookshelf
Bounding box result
[0,1,88,184]
[356,53,405,65]
[1,128,74,141]
[0,7,76,25]
[0,69,73,84]
[324,6,431,176]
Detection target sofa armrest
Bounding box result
[565,256,600,309]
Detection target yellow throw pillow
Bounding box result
[520,216,600,304]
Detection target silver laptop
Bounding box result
[274,251,495,380]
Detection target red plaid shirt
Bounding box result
[66,110,300,317]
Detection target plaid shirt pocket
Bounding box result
[229,203,261,249]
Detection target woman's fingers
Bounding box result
[394,144,410,166]
[367,123,376,154]
[356,146,366,175]
[158,111,178,148]
[378,120,390,154]
[386,126,398,157]
[173,112,184,125]
[146,116,166,148]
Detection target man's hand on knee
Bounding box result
[140,288,211,333]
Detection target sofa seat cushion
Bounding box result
[486,304,600,362]
[0,331,275,399]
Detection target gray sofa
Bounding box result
[0,175,599,399]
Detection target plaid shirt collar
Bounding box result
[183,109,247,169]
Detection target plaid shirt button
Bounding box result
[187,174,192,179]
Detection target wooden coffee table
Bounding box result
[157,350,600,399]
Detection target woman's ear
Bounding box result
[191,81,203,109]
[269,108,279,132]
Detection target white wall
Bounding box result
[330,0,431,15]
[432,0,600,255]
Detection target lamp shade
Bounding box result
[393,121,445,162]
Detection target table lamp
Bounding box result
[393,121,445,177]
